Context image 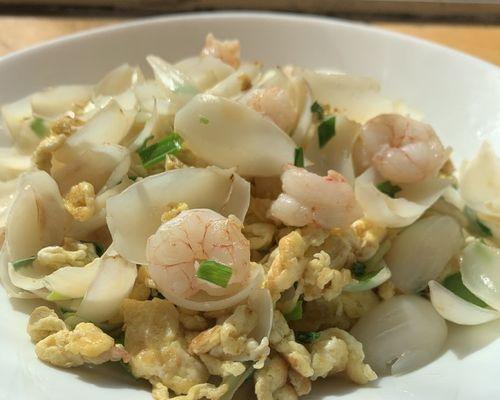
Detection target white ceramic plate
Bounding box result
[1,12,499,400]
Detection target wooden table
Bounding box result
[0,16,499,65]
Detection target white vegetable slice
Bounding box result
[385,215,464,293]
[344,264,391,292]
[58,100,134,160]
[351,295,447,376]
[31,85,92,118]
[0,96,41,152]
[0,245,37,298]
[95,63,143,96]
[461,240,500,311]
[0,147,32,181]
[107,167,250,265]
[303,70,408,124]
[52,143,130,195]
[354,167,449,228]
[77,254,137,323]
[157,263,263,312]
[220,365,254,400]
[459,141,500,217]
[43,259,101,298]
[175,55,234,91]
[206,62,261,99]
[304,116,361,182]
[248,287,273,340]
[174,94,297,177]
[5,171,68,261]
[429,280,500,325]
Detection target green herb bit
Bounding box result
[365,240,391,270]
[443,272,488,308]
[351,262,366,278]
[464,206,492,237]
[128,175,138,182]
[376,181,402,198]
[295,331,321,344]
[294,147,304,168]
[12,256,36,270]
[199,116,210,124]
[30,117,47,138]
[285,299,303,321]
[46,291,71,301]
[137,133,183,168]
[357,268,383,282]
[310,101,324,120]
[317,116,336,148]
[196,260,233,288]
[87,242,104,257]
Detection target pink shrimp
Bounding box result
[146,209,250,298]
[201,33,241,68]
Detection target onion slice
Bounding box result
[344,264,391,292]
[461,240,500,311]
[429,280,500,325]
[350,295,447,376]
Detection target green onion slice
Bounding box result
[196,260,233,288]
[199,116,209,124]
[12,256,36,270]
[310,101,324,120]
[285,299,303,321]
[442,272,488,308]
[294,147,304,168]
[376,181,402,198]
[317,116,336,148]
[46,291,71,301]
[464,206,492,237]
[137,133,183,168]
[30,117,47,138]
[295,331,321,344]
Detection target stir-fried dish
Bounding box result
[1,34,500,400]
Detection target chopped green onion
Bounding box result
[356,268,384,282]
[294,147,304,168]
[30,117,47,138]
[12,256,36,270]
[199,116,210,124]
[196,260,233,288]
[376,181,401,198]
[87,242,104,257]
[464,206,492,237]
[285,299,303,321]
[443,272,488,308]
[128,175,138,182]
[365,240,391,270]
[310,101,324,120]
[137,133,183,168]
[317,117,336,148]
[351,262,366,278]
[46,291,71,301]
[295,331,321,344]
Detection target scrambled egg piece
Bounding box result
[51,113,84,136]
[167,383,228,400]
[254,354,290,400]
[377,280,396,300]
[63,181,96,222]
[32,134,66,172]
[199,354,246,377]
[341,291,379,319]
[189,305,270,369]
[129,265,152,301]
[302,251,353,301]
[288,369,311,396]
[35,237,97,271]
[27,306,66,343]
[164,154,186,171]
[122,298,208,395]
[270,311,313,378]
[243,222,276,250]
[35,322,127,368]
[291,298,352,332]
[274,385,298,400]
[161,202,189,223]
[178,308,209,331]
[266,231,308,299]
[308,328,376,384]
[351,219,387,261]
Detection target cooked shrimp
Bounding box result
[246,86,297,133]
[269,166,362,229]
[146,209,251,298]
[354,114,447,184]
[201,33,241,68]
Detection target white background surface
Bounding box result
[1,12,500,400]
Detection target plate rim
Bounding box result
[0,11,498,73]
